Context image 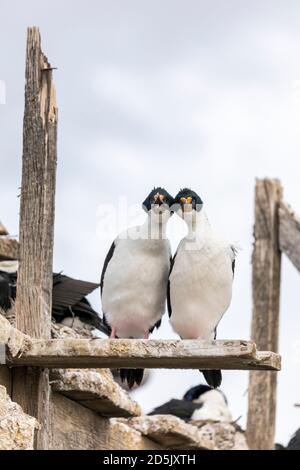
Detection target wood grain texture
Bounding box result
[0,238,20,261]
[246,179,282,450]
[8,338,281,370]
[12,27,58,450]
[279,201,300,272]
[50,393,161,450]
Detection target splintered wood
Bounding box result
[12,26,58,450]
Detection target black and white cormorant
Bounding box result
[100,187,174,388]
[149,383,232,422]
[168,188,237,388]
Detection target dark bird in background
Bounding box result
[149,384,232,422]
[287,428,300,450]
[168,188,237,388]
[0,261,109,335]
[276,428,300,450]
[100,187,174,388]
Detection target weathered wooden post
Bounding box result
[12,27,58,450]
[246,179,282,450]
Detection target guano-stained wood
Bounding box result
[50,368,141,418]
[117,415,214,449]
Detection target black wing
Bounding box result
[167,253,177,318]
[51,273,111,334]
[52,273,99,318]
[100,241,116,296]
[149,399,202,421]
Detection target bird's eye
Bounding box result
[186,196,193,204]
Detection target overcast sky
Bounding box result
[1,0,300,445]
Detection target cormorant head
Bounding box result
[142,187,174,215]
[183,384,212,402]
[173,188,203,219]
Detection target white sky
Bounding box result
[1,0,300,446]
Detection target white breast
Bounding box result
[102,236,170,338]
[191,390,232,422]
[170,235,234,340]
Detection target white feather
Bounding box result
[191,389,232,422]
[170,209,235,340]
[102,211,171,338]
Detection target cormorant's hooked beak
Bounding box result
[153,192,166,206]
[180,196,193,212]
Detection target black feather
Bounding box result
[142,187,174,212]
[287,428,300,450]
[200,370,222,388]
[100,242,116,295]
[0,270,109,335]
[167,253,177,318]
[120,368,144,388]
[183,384,212,401]
[149,399,202,420]
[0,272,14,310]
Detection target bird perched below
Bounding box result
[0,261,109,335]
[100,187,173,388]
[287,428,300,450]
[149,383,232,422]
[168,188,237,388]
[275,428,300,450]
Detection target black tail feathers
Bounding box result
[120,368,144,389]
[201,369,222,388]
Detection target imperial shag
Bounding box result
[168,188,237,388]
[100,187,174,388]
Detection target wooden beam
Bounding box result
[117,416,214,449]
[0,238,19,261]
[12,27,58,450]
[50,393,161,450]
[0,223,8,236]
[50,368,142,418]
[7,338,281,370]
[246,179,282,450]
[279,201,300,272]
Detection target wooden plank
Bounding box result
[118,416,214,449]
[279,201,300,272]
[0,238,19,261]
[50,393,161,450]
[12,27,58,451]
[246,179,282,450]
[0,222,8,236]
[50,368,141,418]
[8,338,281,370]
